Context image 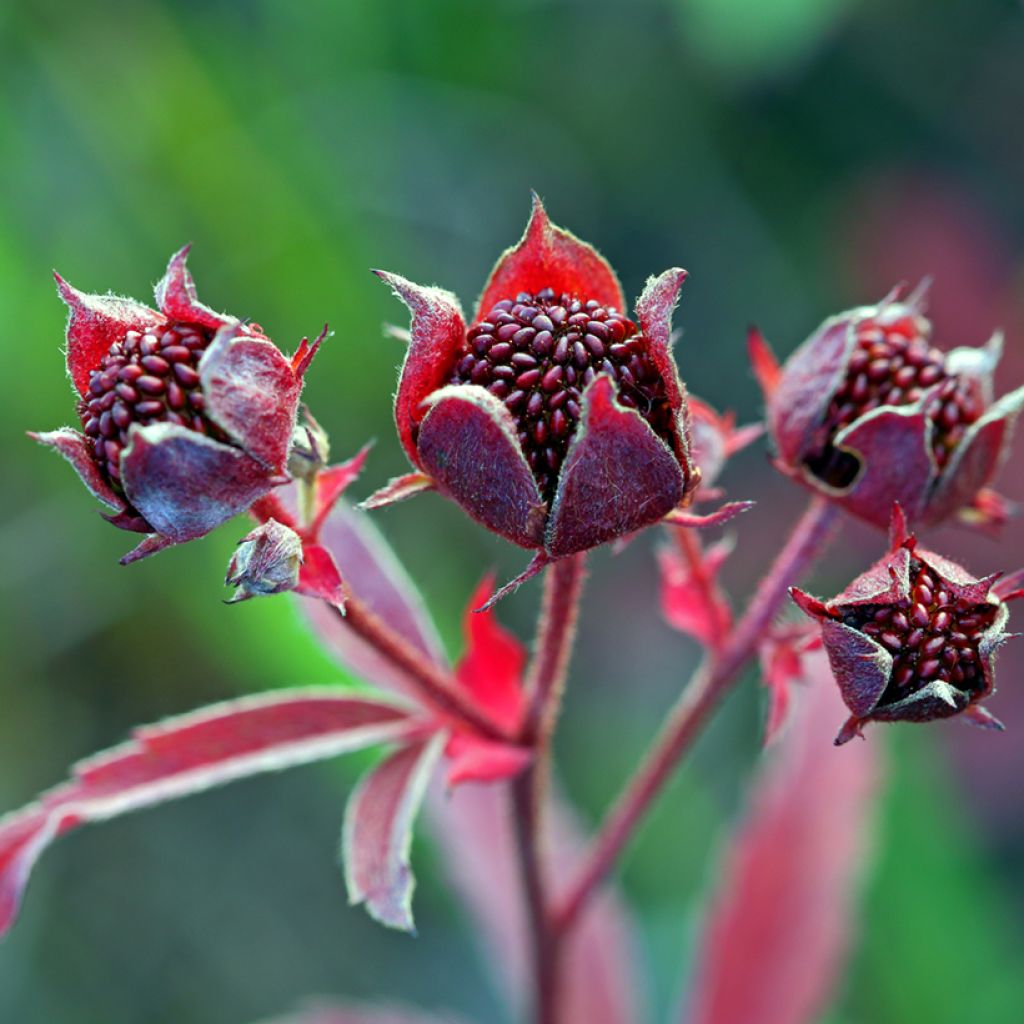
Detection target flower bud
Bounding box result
[225,519,304,602]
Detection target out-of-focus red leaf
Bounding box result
[443,735,532,788]
[758,626,822,746]
[0,691,422,938]
[685,651,879,1024]
[343,734,445,932]
[427,783,642,1024]
[454,575,526,734]
[658,535,734,649]
[254,1003,471,1024]
[300,502,447,693]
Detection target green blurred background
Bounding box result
[3,0,1024,1021]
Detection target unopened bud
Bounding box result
[226,519,303,602]
[287,408,330,482]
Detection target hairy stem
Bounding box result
[513,554,587,1024]
[338,598,511,742]
[555,496,840,931]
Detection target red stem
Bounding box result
[512,554,587,1024]
[337,599,512,743]
[555,496,840,931]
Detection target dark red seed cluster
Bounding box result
[843,559,997,707]
[80,325,220,491]
[806,314,983,488]
[447,289,673,498]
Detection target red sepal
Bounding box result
[374,271,467,466]
[55,272,165,398]
[154,245,231,331]
[546,376,685,557]
[475,193,625,322]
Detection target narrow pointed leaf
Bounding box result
[343,733,445,932]
[0,691,420,938]
[685,654,879,1024]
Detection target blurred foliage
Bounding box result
[2,0,1024,1021]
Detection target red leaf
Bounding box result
[443,735,532,788]
[297,544,346,606]
[758,627,821,746]
[475,193,625,323]
[0,691,419,938]
[427,783,643,1024]
[454,576,527,734]
[685,652,879,1024]
[343,734,445,932]
[658,535,733,649]
[306,447,371,539]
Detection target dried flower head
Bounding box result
[792,506,1020,744]
[752,286,1024,529]
[33,248,321,562]
[368,194,702,561]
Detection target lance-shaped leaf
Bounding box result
[343,733,446,932]
[253,1002,471,1024]
[0,691,421,938]
[684,653,879,1024]
[428,782,642,1024]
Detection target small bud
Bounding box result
[226,519,303,603]
[287,407,331,483]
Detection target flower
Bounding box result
[791,506,1021,744]
[750,285,1024,529]
[32,247,322,563]
[368,195,701,563]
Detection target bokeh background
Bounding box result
[3,0,1024,1021]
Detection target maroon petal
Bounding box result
[343,733,445,931]
[55,273,165,398]
[30,427,126,513]
[928,384,1024,525]
[374,271,467,467]
[415,385,546,549]
[545,376,686,557]
[944,330,1003,403]
[475,193,625,322]
[154,245,231,331]
[199,323,303,473]
[120,423,274,542]
[769,315,856,467]
[635,268,693,467]
[820,619,892,718]
[825,406,937,527]
[962,705,1005,731]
